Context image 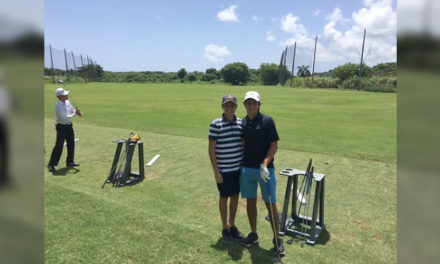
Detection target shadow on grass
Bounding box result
[210,238,244,261]
[247,243,280,264]
[282,229,331,247]
[52,167,79,176]
[210,238,279,264]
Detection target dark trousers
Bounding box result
[0,120,8,186]
[49,123,75,166]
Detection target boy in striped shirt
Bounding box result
[209,94,244,241]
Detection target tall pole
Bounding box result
[63,48,69,81]
[290,42,296,87]
[80,55,84,67]
[311,36,317,88]
[283,46,288,86]
[71,52,77,71]
[49,45,55,84]
[279,50,285,85]
[358,29,366,91]
[71,52,78,82]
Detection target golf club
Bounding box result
[288,159,312,244]
[102,139,128,189]
[266,180,282,263]
[108,142,128,188]
[58,80,79,109]
[301,166,314,248]
[113,146,129,188]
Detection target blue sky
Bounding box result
[44,0,396,73]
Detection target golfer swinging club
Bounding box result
[47,87,82,173]
[209,94,244,241]
[240,91,285,257]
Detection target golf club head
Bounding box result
[58,80,64,85]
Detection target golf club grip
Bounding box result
[296,159,312,210]
[306,166,314,194]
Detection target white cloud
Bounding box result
[217,5,239,22]
[276,0,396,69]
[352,0,396,37]
[281,13,307,39]
[314,10,321,16]
[266,31,275,42]
[326,8,349,24]
[324,21,342,40]
[252,15,261,24]
[204,44,231,62]
[323,0,396,65]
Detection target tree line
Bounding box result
[45,61,396,92]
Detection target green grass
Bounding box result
[44,82,396,263]
[45,83,396,163]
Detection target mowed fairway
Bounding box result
[44,83,396,263]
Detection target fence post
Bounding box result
[63,48,69,81]
[358,29,366,91]
[290,42,296,87]
[49,45,55,84]
[71,52,78,82]
[311,36,317,89]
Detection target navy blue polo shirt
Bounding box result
[242,112,279,169]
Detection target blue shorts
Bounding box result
[240,166,277,203]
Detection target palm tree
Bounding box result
[297,65,311,77]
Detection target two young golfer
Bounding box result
[209,91,285,256]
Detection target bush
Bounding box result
[258,63,279,85]
[338,76,396,93]
[201,73,217,82]
[292,77,337,88]
[220,62,250,85]
[177,68,187,80]
[311,77,338,88]
[205,68,220,79]
[187,74,197,82]
[332,63,372,82]
[291,77,310,87]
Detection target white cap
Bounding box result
[244,91,260,102]
[55,88,69,97]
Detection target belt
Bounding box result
[57,123,72,125]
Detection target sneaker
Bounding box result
[273,237,286,257]
[222,228,233,241]
[47,165,56,173]
[229,225,244,241]
[241,232,258,247]
[67,162,80,167]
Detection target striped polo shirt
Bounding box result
[209,114,244,173]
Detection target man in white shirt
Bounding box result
[47,87,82,173]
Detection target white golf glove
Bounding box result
[260,164,270,183]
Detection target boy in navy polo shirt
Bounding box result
[240,91,285,256]
[209,94,244,241]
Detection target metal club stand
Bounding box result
[279,168,326,245]
[107,140,145,187]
